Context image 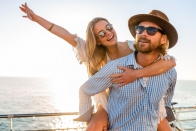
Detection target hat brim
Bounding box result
[128,14,178,49]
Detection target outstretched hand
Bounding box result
[110,66,138,87]
[19,3,35,21]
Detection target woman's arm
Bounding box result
[110,59,176,87]
[19,3,77,47]
[136,58,176,77]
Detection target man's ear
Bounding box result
[160,35,167,45]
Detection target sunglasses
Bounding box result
[135,26,165,36]
[97,24,113,38]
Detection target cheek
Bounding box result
[98,38,107,44]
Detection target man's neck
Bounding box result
[135,51,160,67]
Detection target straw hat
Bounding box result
[128,10,178,48]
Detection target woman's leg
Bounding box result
[86,104,108,131]
[157,118,172,131]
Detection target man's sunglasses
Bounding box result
[97,24,113,38]
[135,26,165,36]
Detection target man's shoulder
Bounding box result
[165,67,177,82]
[168,67,177,75]
[151,67,177,81]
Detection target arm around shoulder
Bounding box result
[136,56,176,78]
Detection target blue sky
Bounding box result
[1,0,196,80]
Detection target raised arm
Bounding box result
[19,3,77,47]
[110,58,176,87]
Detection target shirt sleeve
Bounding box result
[78,62,114,117]
[164,68,177,108]
[81,62,114,95]
[163,69,177,122]
[159,53,176,61]
[72,35,88,64]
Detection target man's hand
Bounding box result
[110,66,138,87]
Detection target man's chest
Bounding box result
[110,75,170,103]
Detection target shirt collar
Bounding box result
[126,51,163,69]
[125,52,141,69]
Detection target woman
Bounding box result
[20,3,174,131]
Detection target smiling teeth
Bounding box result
[108,35,113,40]
[140,40,148,43]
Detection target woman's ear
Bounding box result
[96,39,101,45]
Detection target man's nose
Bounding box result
[140,29,148,36]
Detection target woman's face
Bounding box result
[93,20,118,47]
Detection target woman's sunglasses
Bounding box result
[135,26,165,36]
[97,24,113,38]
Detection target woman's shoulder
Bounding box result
[118,40,135,51]
[74,35,86,47]
[72,35,88,64]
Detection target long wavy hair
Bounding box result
[85,17,110,76]
[158,36,169,55]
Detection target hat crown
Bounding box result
[149,10,169,22]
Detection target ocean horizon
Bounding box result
[0,77,195,130]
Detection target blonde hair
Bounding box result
[158,36,169,55]
[85,17,110,76]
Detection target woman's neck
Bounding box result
[106,44,120,60]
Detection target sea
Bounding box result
[0,77,195,131]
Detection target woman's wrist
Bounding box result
[134,69,143,78]
[34,14,42,22]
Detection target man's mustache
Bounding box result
[137,37,151,43]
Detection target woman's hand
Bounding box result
[110,66,138,87]
[19,3,35,21]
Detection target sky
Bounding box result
[1,0,196,81]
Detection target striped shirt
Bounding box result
[79,52,177,131]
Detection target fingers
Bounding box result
[111,77,123,83]
[117,66,129,70]
[19,7,26,13]
[19,4,27,12]
[111,76,127,87]
[19,6,28,19]
[110,74,121,78]
[118,82,126,87]
[25,3,29,9]
[20,3,32,20]
[20,3,28,10]
[102,126,107,131]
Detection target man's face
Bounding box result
[135,21,165,54]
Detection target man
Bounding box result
[77,10,178,131]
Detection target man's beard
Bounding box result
[134,37,161,54]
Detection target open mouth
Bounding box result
[140,39,149,43]
[107,34,114,41]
